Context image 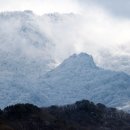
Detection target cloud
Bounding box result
[0,1,130,74]
[0,0,130,18]
[0,0,80,15]
[78,0,130,18]
[37,3,130,74]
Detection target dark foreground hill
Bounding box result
[0,100,130,130]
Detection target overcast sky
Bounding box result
[78,0,130,18]
[0,0,130,18]
[0,0,79,14]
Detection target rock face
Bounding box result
[58,53,97,70]
[0,100,130,130]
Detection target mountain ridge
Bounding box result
[39,53,130,111]
[0,100,130,130]
[0,52,130,112]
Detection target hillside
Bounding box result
[0,100,130,130]
[39,53,130,111]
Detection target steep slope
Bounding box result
[0,11,82,108]
[39,53,130,111]
[0,11,56,108]
[0,11,55,74]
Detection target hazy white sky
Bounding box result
[78,0,130,18]
[0,0,80,14]
[0,0,130,17]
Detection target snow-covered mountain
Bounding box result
[38,53,130,111]
[0,50,130,111]
[0,11,55,74]
[0,11,56,108]
[0,11,80,108]
[0,11,79,79]
[0,11,130,112]
[0,11,130,74]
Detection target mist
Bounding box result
[39,5,130,74]
[1,0,130,109]
[0,1,130,74]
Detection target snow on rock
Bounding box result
[0,11,55,108]
[39,53,130,111]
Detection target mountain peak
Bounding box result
[60,53,97,70]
